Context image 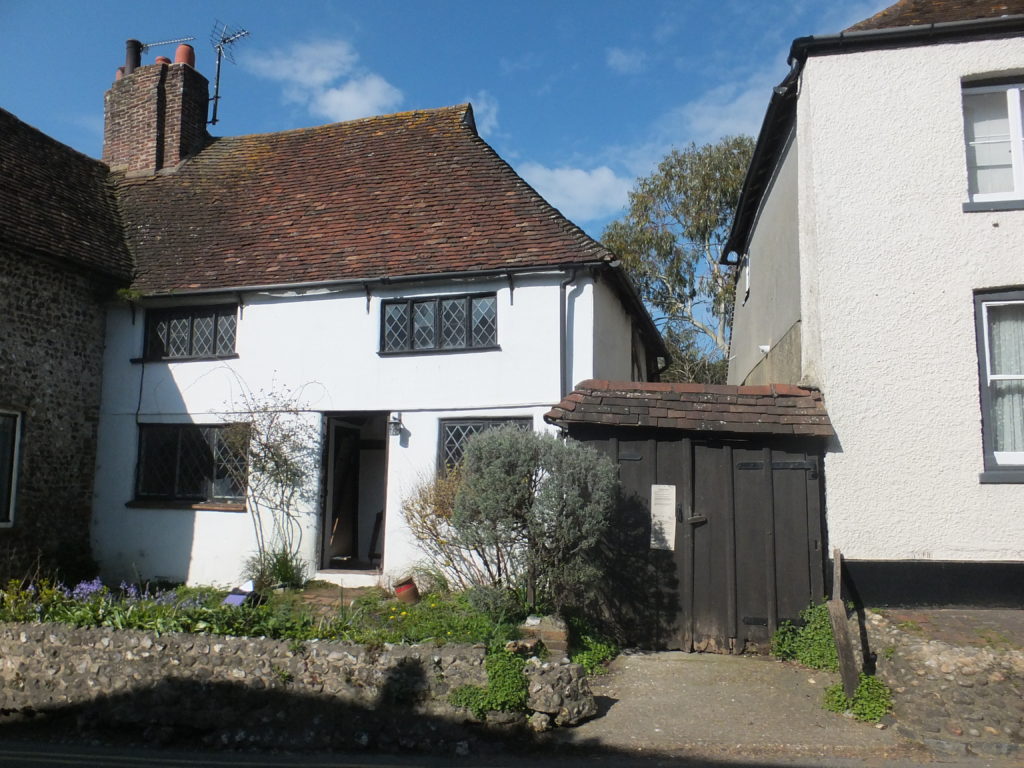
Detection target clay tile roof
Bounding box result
[0,108,132,281]
[115,104,613,295]
[545,379,834,438]
[847,0,1024,31]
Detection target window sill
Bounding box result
[963,200,1024,213]
[130,353,240,364]
[378,345,500,357]
[978,469,1024,484]
[126,499,246,512]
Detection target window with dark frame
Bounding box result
[0,412,20,525]
[975,288,1024,481]
[136,424,248,503]
[145,305,238,360]
[438,417,532,469]
[381,293,498,353]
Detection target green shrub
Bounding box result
[452,425,618,611]
[243,548,308,592]
[771,602,838,671]
[567,615,618,675]
[824,674,893,722]
[449,650,528,719]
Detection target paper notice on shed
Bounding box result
[650,484,676,551]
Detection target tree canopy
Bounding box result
[602,135,754,381]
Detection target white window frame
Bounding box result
[980,298,1024,467]
[0,410,21,528]
[963,83,1024,203]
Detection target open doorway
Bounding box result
[321,412,388,571]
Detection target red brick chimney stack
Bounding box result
[103,40,210,174]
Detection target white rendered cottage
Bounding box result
[90,42,665,588]
[725,0,1024,604]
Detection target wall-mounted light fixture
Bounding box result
[758,344,771,355]
[388,412,403,437]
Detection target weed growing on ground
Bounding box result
[824,673,893,722]
[567,615,618,675]
[771,602,838,671]
[449,649,528,718]
[0,580,520,647]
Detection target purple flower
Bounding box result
[71,577,105,601]
[119,582,140,601]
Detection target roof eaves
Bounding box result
[724,12,1024,265]
[722,64,800,262]
[789,13,1024,62]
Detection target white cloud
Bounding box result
[311,74,403,122]
[606,47,647,75]
[242,39,402,123]
[664,71,775,146]
[465,90,499,136]
[518,163,631,223]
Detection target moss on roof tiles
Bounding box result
[115,103,609,294]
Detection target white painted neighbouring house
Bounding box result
[726,0,1024,604]
[88,41,665,588]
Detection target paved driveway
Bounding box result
[551,651,931,764]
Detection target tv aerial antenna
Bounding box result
[141,36,195,53]
[209,20,250,125]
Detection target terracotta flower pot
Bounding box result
[394,578,420,604]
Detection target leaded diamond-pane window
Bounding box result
[413,301,437,349]
[438,418,532,468]
[471,296,497,347]
[381,293,498,353]
[145,306,238,360]
[440,299,467,348]
[137,424,248,502]
[383,303,409,351]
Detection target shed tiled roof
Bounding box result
[847,0,1024,31]
[545,380,833,437]
[116,104,613,295]
[0,109,132,281]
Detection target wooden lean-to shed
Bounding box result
[545,380,834,652]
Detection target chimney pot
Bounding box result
[155,56,171,65]
[174,44,196,68]
[115,66,125,81]
[125,39,142,75]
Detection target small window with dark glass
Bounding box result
[136,424,248,503]
[382,294,497,353]
[0,412,20,525]
[438,417,532,469]
[145,305,237,360]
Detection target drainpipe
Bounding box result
[559,269,578,399]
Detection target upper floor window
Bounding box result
[145,305,237,361]
[136,423,248,503]
[0,411,20,526]
[963,84,1024,203]
[975,289,1024,482]
[381,293,497,354]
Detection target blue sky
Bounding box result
[1,0,887,238]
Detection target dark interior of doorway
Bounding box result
[321,412,387,571]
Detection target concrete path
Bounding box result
[551,651,939,765]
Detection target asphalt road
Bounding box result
[0,740,1017,768]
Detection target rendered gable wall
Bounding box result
[795,38,1024,564]
[728,131,802,386]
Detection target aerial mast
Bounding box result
[209,21,250,125]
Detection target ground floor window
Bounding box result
[136,424,248,502]
[438,417,532,469]
[976,289,1024,479]
[0,412,20,525]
